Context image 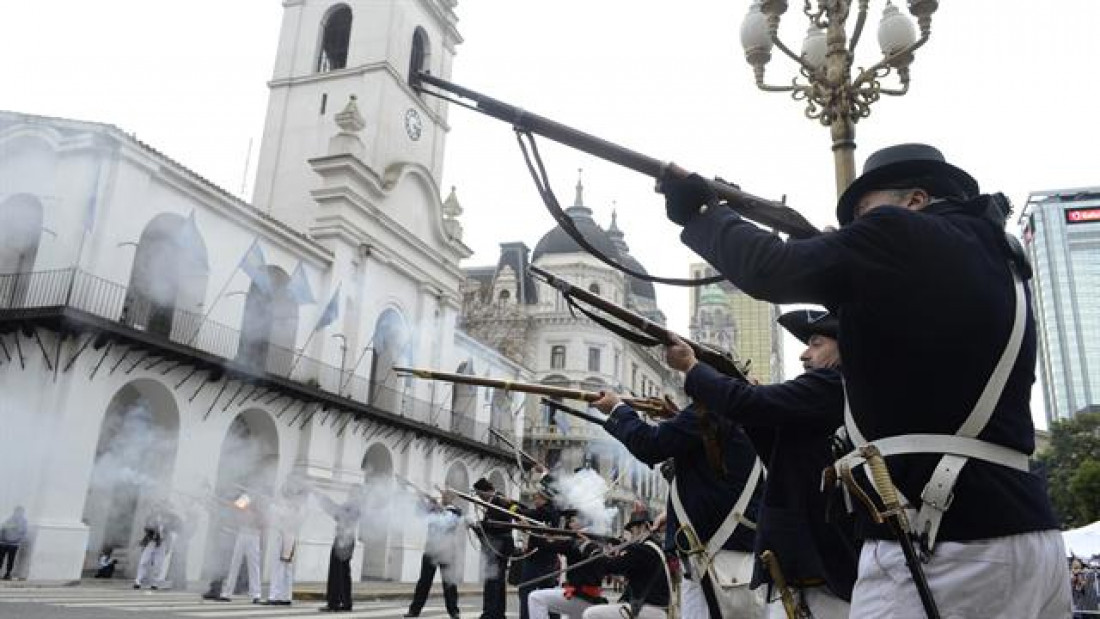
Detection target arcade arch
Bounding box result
[81,379,180,576]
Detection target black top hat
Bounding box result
[472,478,494,493]
[836,143,979,225]
[624,507,653,529]
[777,309,838,345]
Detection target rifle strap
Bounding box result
[561,292,663,347]
[515,130,723,287]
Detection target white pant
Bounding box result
[155,533,176,585]
[222,528,262,601]
[583,603,666,619]
[134,543,166,587]
[268,531,295,604]
[682,574,768,619]
[850,530,1071,618]
[767,586,850,619]
[528,588,597,619]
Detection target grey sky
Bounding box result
[3,1,1097,427]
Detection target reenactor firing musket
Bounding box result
[528,264,749,382]
[395,367,672,417]
[412,72,819,241]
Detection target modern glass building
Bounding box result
[689,263,785,384]
[1020,187,1100,424]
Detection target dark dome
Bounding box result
[532,206,622,262]
[620,255,656,300]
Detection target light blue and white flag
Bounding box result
[314,283,341,331]
[238,238,271,293]
[287,262,315,305]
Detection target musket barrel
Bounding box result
[396,367,669,414]
[413,73,819,239]
[528,265,747,381]
[541,398,607,426]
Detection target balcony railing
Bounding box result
[0,268,510,445]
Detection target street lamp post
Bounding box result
[740,0,938,196]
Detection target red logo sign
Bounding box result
[1066,207,1100,224]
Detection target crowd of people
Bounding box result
[1,144,1081,619]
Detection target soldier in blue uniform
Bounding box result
[514,484,562,619]
[661,143,1071,617]
[592,391,766,618]
[665,310,856,618]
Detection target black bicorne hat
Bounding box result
[472,478,494,493]
[777,309,838,345]
[836,143,979,226]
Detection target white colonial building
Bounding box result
[461,178,681,523]
[0,0,527,585]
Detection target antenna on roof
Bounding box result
[239,138,254,199]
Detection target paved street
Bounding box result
[0,586,513,619]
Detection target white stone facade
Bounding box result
[0,0,524,585]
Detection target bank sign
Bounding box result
[1066,207,1100,224]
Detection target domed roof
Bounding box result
[531,205,623,262]
[530,175,656,301]
[699,284,728,307]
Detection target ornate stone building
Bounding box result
[461,177,681,524]
[0,0,523,584]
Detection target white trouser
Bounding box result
[850,530,1071,619]
[155,533,176,584]
[767,585,850,619]
[528,588,597,619]
[222,528,262,600]
[268,530,295,604]
[268,558,294,602]
[583,603,666,619]
[682,574,768,619]
[134,543,166,586]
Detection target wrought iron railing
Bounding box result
[0,268,511,445]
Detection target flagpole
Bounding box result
[67,157,105,305]
[286,329,317,377]
[186,265,240,346]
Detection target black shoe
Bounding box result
[1,575,11,581]
[253,598,263,604]
[405,613,420,618]
[215,597,231,602]
[132,584,141,589]
[151,586,158,591]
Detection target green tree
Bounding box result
[1038,411,1100,528]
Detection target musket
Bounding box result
[841,446,941,619]
[528,264,748,381]
[541,398,607,426]
[488,427,545,470]
[395,367,671,416]
[445,487,544,527]
[492,520,621,545]
[760,550,810,619]
[413,72,820,240]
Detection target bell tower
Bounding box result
[251,0,461,232]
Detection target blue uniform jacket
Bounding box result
[603,403,761,554]
[686,362,858,600]
[681,201,1058,542]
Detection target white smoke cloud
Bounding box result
[551,468,616,535]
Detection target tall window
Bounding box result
[631,363,638,391]
[498,289,511,304]
[408,27,429,87]
[588,347,601,372]
[317,5,352,72]
[550,345,566,370]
